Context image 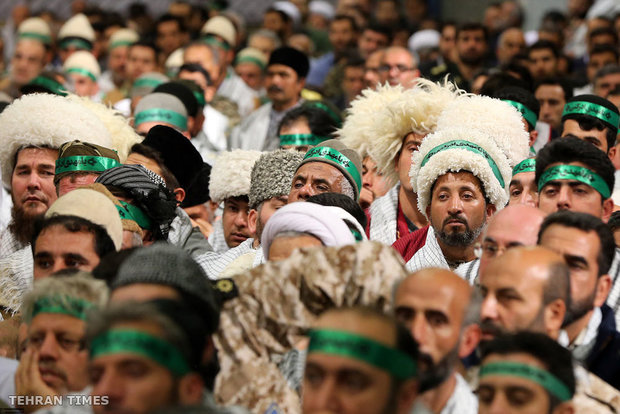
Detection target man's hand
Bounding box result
[15,348,59,413]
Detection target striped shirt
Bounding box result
[605,248,620,327]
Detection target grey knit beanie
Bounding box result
[134,92,188,132]
[248,150,305,209]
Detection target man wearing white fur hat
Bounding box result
[63,50,101,101]
[207,150,262,252]
[340,80,465,245]
[393,128,512,280]
[0,93,111,294]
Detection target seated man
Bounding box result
[14,272,108,413]
[478,332,575,414]
[303,306,419,414]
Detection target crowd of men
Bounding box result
[0,0,620,412]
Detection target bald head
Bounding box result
[479,204,546,274]
[479,246,569,340]
[496,28,525,65]
[380,46,419,88]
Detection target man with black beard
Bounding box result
[538,211,620,389]
[394,268,480,414]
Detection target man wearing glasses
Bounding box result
[378,46,420,89]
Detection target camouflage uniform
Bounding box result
[214,241,409,413]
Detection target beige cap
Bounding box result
[201,16,236,48]
[45,187,123,250]
[58,13,95,50]
[165,48,185,75]
[235,47,267,70]
[63,50,101,80]
[108,28,139,50]
[17,17,52,46]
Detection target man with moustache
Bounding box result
[394,268,480,414]
[230,47,309,151]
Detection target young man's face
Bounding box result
[394,133,423,192]
[222,196,252,248]
[528,49,557,80]
[535,84,565,132]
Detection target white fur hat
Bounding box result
[209,150,263,204]
[63,50,101,80]
[65,95,142,163]
[410,127,511,218]
[0,93,112,189]
[17,17,52,45]
[58,13,95,49]
[108,28,139,50]
[436,94,530,168]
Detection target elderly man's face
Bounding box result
[379,48,419,88]
[289,162,346,202]
[11,39,46,86]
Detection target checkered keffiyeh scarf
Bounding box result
[96,164,177,239]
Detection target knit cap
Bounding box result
[249,150,305,209]
[296,139,362,200]
[134,92,188,132]
[63,50,101,81]
[45,187,123,250]
[58,13,95,51]
[55,140,120,183]
[130,72,170,99]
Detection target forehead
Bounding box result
[125,152,164,178]
[433,171,483,191]
[267,64,297,77]
[535,84,564,98]
[36,224,96,251]
[296,162,343,181]
[457,29,484,39]
[15,39,46,54]
[30,312,84,333]
[15,147,58,166]
[486,208,541,245]
[396,275,467,320]
[384,49,413,64]
[539,224,600,261]
[129,45,155,58]
[481,254,547,292]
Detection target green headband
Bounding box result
[308,329,417,380]
[192,91,206,107]
[134,108,187,131]
[66,67,97,81]
[90,329,191,377]
[480,361,573,402]
[19,32,51,45]
[280,134,330,146]
[133,78,165,89]
[303,146,362,197]
[109,40,134,50]
[305,101,343,128]
[421,140,505,188]
[32,296,93,320]
[60,37,92,51]
[202,35,231,51]
[236,56,266,70]
[116,201,153,230]
[538,164,611,199]
[562,101,620,132]
[512,158,536,176]
[56,156,120,175]
[26,76,67,96]
[504,100,538,129]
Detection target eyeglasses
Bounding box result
[377,64,415,73]
[474,241,522,259]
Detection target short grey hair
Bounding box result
[21,272,108,323]
[249,29,282,49]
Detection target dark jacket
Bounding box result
[586,304,620,390]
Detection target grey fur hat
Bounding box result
[249,150,305,209]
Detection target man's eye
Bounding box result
[510,188,522,197]
[342,373,369,392]
[34,259,52,269]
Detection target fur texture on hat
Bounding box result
[209,150,262,204]
[436,94,529,168]
[249,150,305,209]
[58,13,95,43]
[410,128,511,218]
[0,93,111,189]
[65,95,141,162]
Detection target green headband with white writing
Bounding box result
[504,100,538,129]
[90,329,191,377]
[66,67,97,81]
[116,201,153,230]
[562,101,620,132]
[60,38,92,51]
[134,108,187,131]
[280,134,330,147]
[421,140,505,188]
[308,329,417,380]
[19,32,51,45]
[538,164,610,199]
[512,158,536,176]
[32,296,94,320]
[55,156,119,175]
[303,146,362,197]
[480,361,573,402]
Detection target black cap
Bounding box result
[154,81,199,117]
[180,162,212,208]
[268,46,310,78]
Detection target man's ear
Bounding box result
[247,208,258,235]
[544,298,566,338]
[529,129,538,148]
[458,324,481,358]
[173,188,186,204]
[608,146,616,162]
[178,373,205,405]
[602,197,614,223]
[486,203,497,218]
[594,274,612,307]
[552,401,575,414]
[395,378,418,414]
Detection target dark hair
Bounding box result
[538,211,615,276]
[480,331,575,411]
[456,22,488,41]
[609,84,620,97]
[178,63,212,85]
[500,61,534,91]
[588,27,618,45]
[589,44,619,61]
[561,95,619,151]
[493,86,540,131]
[278,105,340,139]
[363,22,393,43]
[608,210,620,231]
[129,39,160,57]
[479,72,529,96]
[536,137,615,204]
[595,64,620,84]
[528,40,559,58]
[92,248,140,287]
[332,14,359,33]
[307,192,367,229]
[344,55,367,70]
[534,77,573,101]
[265,7,291,24]
[129,143,181,190]
[32,215,116,260]
[156,13,186,33]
